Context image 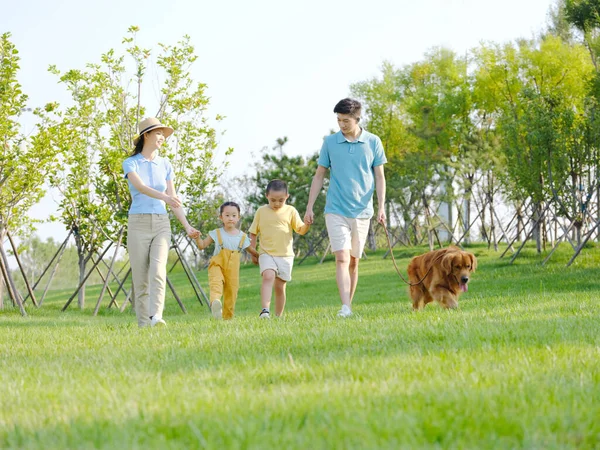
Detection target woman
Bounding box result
[123,117,199,327]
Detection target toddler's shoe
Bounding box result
[211,300,223,319]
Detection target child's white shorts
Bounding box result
[259,254,294,281]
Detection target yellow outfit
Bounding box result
[248,204,306,256]
[208,229,246,319]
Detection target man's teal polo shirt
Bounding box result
[317,129,387,219]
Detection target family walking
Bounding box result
[122,98,386,326]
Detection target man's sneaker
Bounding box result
[259,308,270,319]
[211,300,223,319]
[337,304,352,318]
[150,316,167,327]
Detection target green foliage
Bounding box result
[352,50,487,244]
[0,33,60,236]
[565,0,600,32]
[474,36,595,209]
[43,27,226,302]
[49,27,227,241]
[154,35,232,234]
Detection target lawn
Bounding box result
[1,243,599,449]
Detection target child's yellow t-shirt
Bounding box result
[248,204,305,257]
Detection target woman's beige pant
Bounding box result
[127,214,171,327]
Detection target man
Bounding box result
[304,98,386,317]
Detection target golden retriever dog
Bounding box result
[407,246,477,310]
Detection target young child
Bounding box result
[195,202,258,319]
[248,179,310,318]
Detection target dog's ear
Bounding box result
[468,252,477,272]
[440,253,454,274]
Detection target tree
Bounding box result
[352,50,475,249]
[47,27,228,308]
[0,33,61,308]
[473,36,595,251]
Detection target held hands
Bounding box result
[185,225,200,239]
[303,208,314,225]
[251,254,259,265]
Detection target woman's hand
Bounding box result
[164,194,182,209]
[186,225,200,239]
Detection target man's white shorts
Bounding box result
[259,254,294,282]
[325,213,370,258]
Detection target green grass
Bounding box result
[1,243,600,449]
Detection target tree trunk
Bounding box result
[423,194,434,251]
[480,200,489,245]
[596,160,600,242]
[516,204,524,242]
[367,220,377,251]
[446,181,453,245]
[0,226,5,309]
[532,202,542,254]
[489,195,498,252]
[463,192,471,245]
[386,201,391,232]
[76,233,86,309]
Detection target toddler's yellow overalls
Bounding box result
[208,229,246,319]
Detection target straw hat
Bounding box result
[133,117,174,145]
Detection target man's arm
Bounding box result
[304,165,328,225]
[374,165,386,225]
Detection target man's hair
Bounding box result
[266,179,288,194]
[219,201,241,215]
[333,98,362,121]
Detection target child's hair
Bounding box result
[219,201,241,215]
[266,179,288,194]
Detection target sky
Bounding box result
[4,0,556,245]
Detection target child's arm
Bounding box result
[296,223,311,235]
[248,233,258,254]
[249,233,259,265]
[195,234,214,250]
[245,245,259,258]
[292,208,310,235]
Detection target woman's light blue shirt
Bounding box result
[123,153,174,215]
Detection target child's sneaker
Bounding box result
[211,300,223,319]
[150,316,167,327]
[259,308,270,319]
[337,304,352,318]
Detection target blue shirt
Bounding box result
[318,129,387,219]
[122,153,174,215]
